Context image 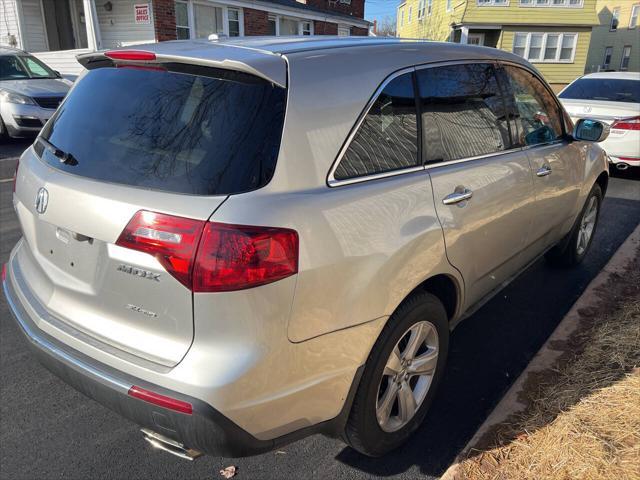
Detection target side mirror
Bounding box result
[573,118,610,143]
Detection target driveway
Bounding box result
[1,139,639,480]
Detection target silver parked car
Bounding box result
[0,47,72,139]
[3,37,609,459]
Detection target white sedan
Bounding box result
[559,72,640,171]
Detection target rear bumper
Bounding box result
[3,266,365,457]
[609,155,640,168]
[2,272,281,457]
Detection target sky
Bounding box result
[364,0,399,24]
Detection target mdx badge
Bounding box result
[35,187,49,214]
[117,264,161,281]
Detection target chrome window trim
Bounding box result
[327,66,417,188]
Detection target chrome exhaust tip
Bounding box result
[615,162,630,171]
[141,428,203,461]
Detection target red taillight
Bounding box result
[116,211,205,289]
[128,386,192,414]
[1,264,6,282]
[116,211,299,292]
[193,223,299,292]
[12,157,19,193]
[105,50,156,61]
[611,116,640,131]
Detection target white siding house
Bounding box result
[1,0,153,75]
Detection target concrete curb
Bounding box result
[440,223,640,480]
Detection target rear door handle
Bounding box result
[442,188,473,205]
[536,165,552,177]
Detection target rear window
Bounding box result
[37,66,286,195]
[559,78,640,104]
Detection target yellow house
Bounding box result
[397,0,600,90]
[586,1,640,73]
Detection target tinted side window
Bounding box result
[501,65,564,147]
[334,72,418,181]
[417,63,511,164]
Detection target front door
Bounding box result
[499,65,583,254]
[417,63,536,309]
[468,33,485,46]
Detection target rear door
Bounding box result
[418,62,537,308]
[12,61,287,368]
[500,64,583,253]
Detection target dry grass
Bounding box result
[455,247,640,480]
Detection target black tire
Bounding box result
[545,183,602,267]
[344,291,449,457]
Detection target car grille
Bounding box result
[14,117,43,128]
[33,96,64,109]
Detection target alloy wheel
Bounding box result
[576,196,598,256]
[376,321,439,432]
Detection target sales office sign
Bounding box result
[134,3,150,24]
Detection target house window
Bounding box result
[266,14,316,36]
[176,1,243,39]
[408,6,412,22]
[533,0,584,5]
[268,14,277,35]
[603,46,612,69]
[513,32,527,57]
[279,17,299,35]
[418,0,425,18]
[478,0,509,5]
[620,46,632,70]
[301,21,312,35]
[427,0,433,15]
[338,25,350,36]
[175,1,190,39]
[512,32,577,62]
[544,34,560,60]
[630,4,639,28]
[194,3,224,38]
[228,8,241,37]
[610,7,620,31]
[400,9,405,27]
[446,0,453,11]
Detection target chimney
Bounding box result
[373,19,378,35]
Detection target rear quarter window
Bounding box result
[38,66,286,195]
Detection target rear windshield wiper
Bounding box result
[38,137,78,166]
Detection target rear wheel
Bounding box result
[344,292,449,457]
[546,184,602,267]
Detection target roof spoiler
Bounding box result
[76,46,287,88]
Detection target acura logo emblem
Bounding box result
[35,187,49,214]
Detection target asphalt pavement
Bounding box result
[1,139,639,480]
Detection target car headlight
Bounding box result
[0,90,36,105]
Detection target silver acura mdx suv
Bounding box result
[3,37,609,459]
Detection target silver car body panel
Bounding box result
[7,37,609,441]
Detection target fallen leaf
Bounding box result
[219,465,237,478]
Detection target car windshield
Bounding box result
[0,54,58,80]
[37,66,287,195]
[559,78,640,104]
